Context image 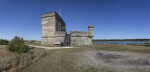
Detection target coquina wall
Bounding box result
[41,12,66,45]
[70,31,92,45]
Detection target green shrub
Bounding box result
[8,36,29,53]
[0,39,9,45]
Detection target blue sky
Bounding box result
[0,0,149,40]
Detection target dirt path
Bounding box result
[20,49,67,72]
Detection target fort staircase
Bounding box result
[64,34,70,46]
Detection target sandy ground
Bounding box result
[75,50,150,72]
[27,45,74,49]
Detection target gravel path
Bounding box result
[27,45,75,50]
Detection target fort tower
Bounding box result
[41,12,94,46]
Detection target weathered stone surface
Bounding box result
[41,12,94,46]
[70,31,93,45]
[70,37,92,45]
[88,25,94,38]
[70,31,89,37]
[41,12,66,45]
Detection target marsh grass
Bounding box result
[92,43,150,53]
[0,45,47,72]
[127,43,150,47]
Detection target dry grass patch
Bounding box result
[0,45,47,72]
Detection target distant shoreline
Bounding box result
[92,39,150,42]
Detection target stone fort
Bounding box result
[41,12,94,46]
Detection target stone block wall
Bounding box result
[41,37,56,45]
[55,32,66,43]
[41,12,66,45]
[41,15,56,38]
[70,37,92,45]
[70,31,92,45]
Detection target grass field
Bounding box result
[20,44,150,72]
[92,43,150,53]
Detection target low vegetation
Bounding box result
[0,39,9,45]
[0,45,47,72]
[127,43,150,47]
[92,43,150,53]
[8,36,29,53]
[0,36,48,72]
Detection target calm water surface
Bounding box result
[92,41,150,45]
